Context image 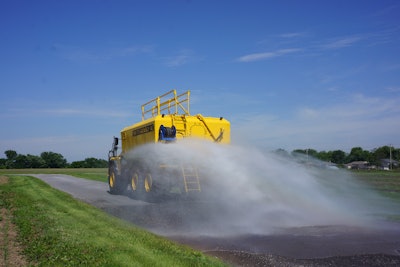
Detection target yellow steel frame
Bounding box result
[141,89,190,120]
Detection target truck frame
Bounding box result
[108,89,230,200]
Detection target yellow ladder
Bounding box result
[182,165,201,193]
[171,115,187,138]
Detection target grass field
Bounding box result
[1,168,399,266]
[0,172,225,266]
[0,168,108,182]
[351,170,400,201]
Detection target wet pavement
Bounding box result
[32,174,400,260]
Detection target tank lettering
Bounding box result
[132,124,154,136]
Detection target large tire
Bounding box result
[128,170,142,199]
[130,171,139,192]
[144,172,153,193]
[142,172,160,202]
[108,165,126,194]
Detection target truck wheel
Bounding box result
[144,173,152,192]
[108,167,125,194]
[143,173,161,202]
[131,172,139,191]
[127,171,141,199]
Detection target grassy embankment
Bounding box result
[351,170,400,222]
[0,168,108,182]
[0,170,225,266]
[351,170,400,202]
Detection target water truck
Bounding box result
[108,89,230,200]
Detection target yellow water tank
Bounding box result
[120,90,230,153]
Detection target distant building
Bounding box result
[345,161,370,170]
[380,159,399,170]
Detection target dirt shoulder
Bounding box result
[0,176,28,267]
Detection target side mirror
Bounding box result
[114,137,119,146]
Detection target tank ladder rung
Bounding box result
[171,115,187,136]
[181,165,201,193]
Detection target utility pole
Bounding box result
[389,145,392,170]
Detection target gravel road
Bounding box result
[32,174,400,266]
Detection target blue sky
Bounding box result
[1,0,399,161]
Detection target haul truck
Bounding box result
[108,89,230,200]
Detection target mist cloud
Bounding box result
[124,139,397,236]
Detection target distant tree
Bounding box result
[346,147,371,163]
[5,150,17,160]
[372,146,391,159]
[83,157,108,168]
[292,148,318,158]
[40,151,67,168]
[1,150,110,169]
[0,158,6,169]
[14,154,28,168]
[292,149,306,155]
[274,148,290,157]
[26,154,46,168]
[70,158,108,168]
[292,149,302,154]
[13,154,45,169]
[394,148,400,161]
[4,150,18,168]
[69,160,86,168]
[315,150,333,162]
[331,150,346,164]
[369,146,399,167]
[370,146,390,166]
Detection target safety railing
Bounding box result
[141,90,190,120]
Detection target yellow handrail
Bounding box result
[141,90,190,120]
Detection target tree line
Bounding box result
[1,145,398,169]
[0,150,108,169]
[276,145,399,168]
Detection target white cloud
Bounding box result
[386,86,400,92]
[320,35,363,50]
[233,94,400,152]
[279,32,308,38]
[298,107,319,119]
[238,28,395,64]
[237,48,301,62]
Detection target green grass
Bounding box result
[351,170,400,201]
[0,175,225,266]
[0,168,108,182]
